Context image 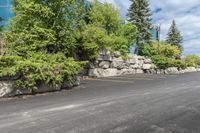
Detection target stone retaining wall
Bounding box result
[88,52,199,77]
[88,53,155,77]
[0,52,199,98]
[0,77,80,98]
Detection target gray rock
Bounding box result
[135,69,144,74]
[179,69,185,74]
[146,69,156,74]
[184,67,197,73]
[144,58,152,64]
[156,69,165,74]
[118,69,135,75]
[124,63,131,69]
[99,61,110,69]
[142,64,152,70]
[89,63,95,69]
[165,67,180,74]
[103,55,112,61]
[129,58,137,64]
[88,68,118,77]
[34,82,61,93]
[113,51,121,58]
[138,60,144,66]
[0,81,15,97]
[112,57,124,62]
[130,64,140,69]
[97,55,104,61]
[79,68,88,76]
[111,61,125,70]
[11,88,32,96]
[61,77,80,89]
[137,56,145,60]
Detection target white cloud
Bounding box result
[98,0,200,55]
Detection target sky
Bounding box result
[97,0,200,56]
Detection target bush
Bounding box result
[184,55,200,67]
[152,55,187,69]
[0,53,84,90]
[142,42,185,69]
[142,42,181,58]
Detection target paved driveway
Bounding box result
[0,73,200,133]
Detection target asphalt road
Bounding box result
[0,73,200,133]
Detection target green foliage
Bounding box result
[166,20,183,53]
[142,42,181,58]
[1,0,137,91]
[4,0,86,56]
[127,0,152,54]
[88,2,122,34]
[1,0,86,90]
[81,24,112,60]
[0,53,84,90]
[79,2,137,61]
[0,55,22,77]
[142,42,186,69]
[116,24,138,47]
[151,55,186,69]
[184,55,200,67]
[81,24,132,60]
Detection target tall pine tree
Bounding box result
[166,20,183,53]
[127,0,152,55]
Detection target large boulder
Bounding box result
[33,82,61,93]
[128,57,137,64]
[112,51,121,58]
[88,61,99,69]
[135,69,144,74]
[184,67,197,73]
[103,68,118,77]
[137,56,145,60]
[138,60,144,67]
[103,55,112,61]
[112,57,124,62]
[88,68,118,77]
[117,69,135,75]
[61,77,80,89]
[142,64,152,70]
[130,64,140,69]
[89,68,103,77]
[0,81,15,97]
[144,58,152,64]
[156,69,165,74]
[146,69,157,74]
[97,55,104,61]
[99,61,110,69]
[111,61,125,70]
[165,67,180,74]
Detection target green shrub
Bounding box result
[142,42,181,58]
[0,55,22,77]
[152,55,186,69]
[184,55,200,67]
[0,53,84,90]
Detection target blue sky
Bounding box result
[96,0,200,56]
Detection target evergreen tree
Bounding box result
[166,20,183,53]
[127,0,152,55]
[4,0,86,57]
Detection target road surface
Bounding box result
[0,73,200,133]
